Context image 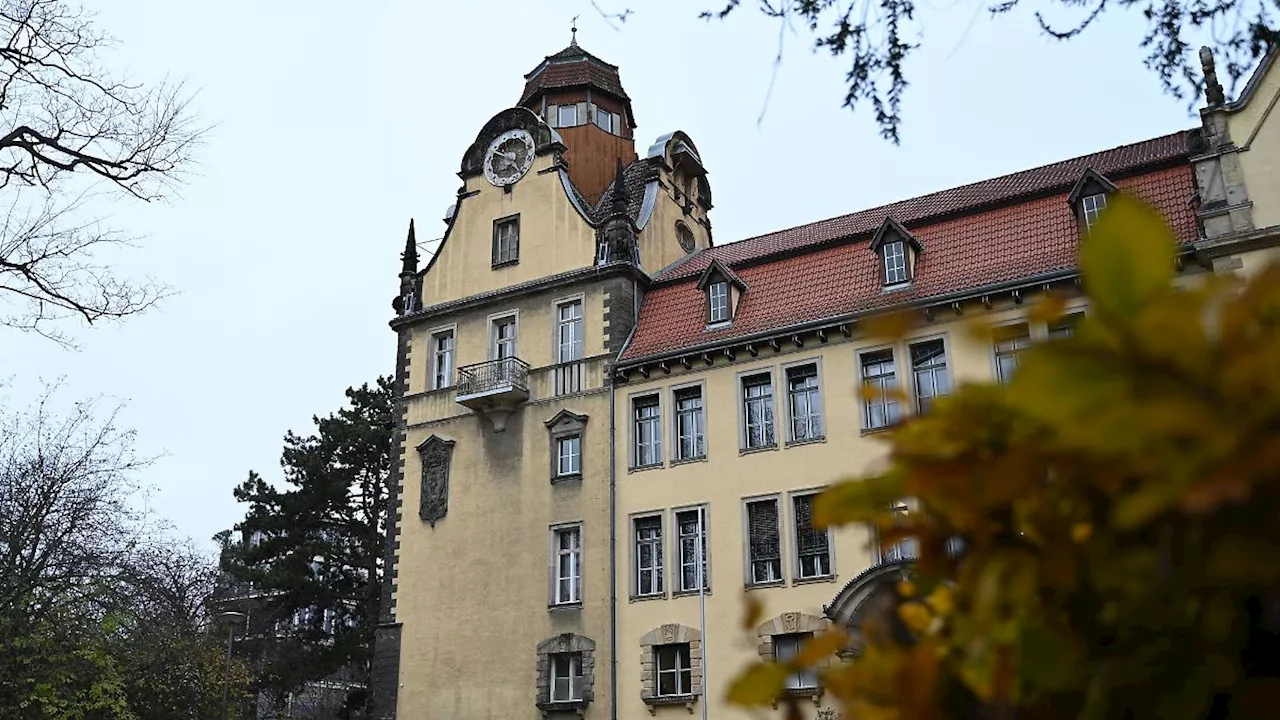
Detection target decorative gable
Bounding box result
[869,217,923,287]
[695,259,747,326]
[1067,168,1119,230]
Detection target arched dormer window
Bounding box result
[869,217,923,289]
[695,259,747,327]
[1067,168,1119,232]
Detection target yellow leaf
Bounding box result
[924,585,954,617]
[725,661,790,707]
[795,628,848,667]
[812,475,904,529]
[741,593,763,631]
[1028,293,1067,326]
[1078,192,1175,318]
[865,310,915,342]
[897,601,934,635]
[1070,522,1093,543]
[897,580,916,598]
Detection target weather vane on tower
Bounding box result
[571,15,579,45]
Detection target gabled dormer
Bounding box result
[696,259,747,327]
[869,217,923,289]
[1067,168,1119,232]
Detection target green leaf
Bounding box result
[1079,193,1175,317]
[726,662,790,706]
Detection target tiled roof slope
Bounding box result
[592,157,661,222]
[520,44,630,105]
[657,131,1194,282]
[619,162,1199,363]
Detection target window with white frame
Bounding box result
[745,498,782,584]
[557,300,584,363]
[493,216,519,266]
[556,435,581,477]
[993,323,1030,384]
[1048,311,1084,339]
[550,652,584,702]
[552,526,582,605]
[594,107,621,133]
[883,240,908,284]
[431,329,455,390]
[786,363,823,441]
[673,386,705,461]
[1081,193,1107,229]
[792,493,832,579]
[492,316,517,359]
[741,373,776,449]
[634,516,664,597]
[910,339,949,414]
[860,349,900,430]
[774,633,819,689]
[708,281,730,324]
[632,395,662,467]
[676,507,709,592]
[558,104,579,127]
[655,644,693,697]
[881,502,919,563]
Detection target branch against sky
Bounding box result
[598,0,1279,143]
[0,0,205,346]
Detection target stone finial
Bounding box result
[610,159,629,214]
[1200,46,1226,107]
[400,219,419,276]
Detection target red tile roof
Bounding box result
[519,44,630,105]
[619,149,1199,364]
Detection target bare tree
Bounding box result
[0,0,203,345]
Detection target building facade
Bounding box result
[374,40,1280,720]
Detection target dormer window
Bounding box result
[708,281,730,324]
[870,217,923,289]
[696,259,747,328]
[1067,168,1119,233]
[557,104,579,128]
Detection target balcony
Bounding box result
[455,357,530,431]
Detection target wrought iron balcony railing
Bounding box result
[455,356,531,401]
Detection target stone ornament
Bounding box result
[417,435,456,527]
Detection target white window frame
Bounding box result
[550,652,584,702]
[774,633,820,689]
[556,434,581,477]
[488,311,519,361]
[428,325,456,390]
[654,643,692,697]
[558,104,579,128]
[632,512,665,598]
[630,392,663,468]
[790,490,834,580]
[1081,193,1107,230]
[737,368,778,451]
[858,346,901,431]
[555,297,585,363]
[708,281,730,324]
[493,215,520,266]
[908,335,951,415]
[782,358,824,443]
[551,524,582,606]
[991,320,1031,385]
[742,494,784,586]
[670,381,706,462]
[883,240,908,285]
[673,504,710,593]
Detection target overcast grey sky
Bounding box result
[5,0,1208,550]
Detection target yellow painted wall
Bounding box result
[1228,55,1280,229]
[419,153,600,308]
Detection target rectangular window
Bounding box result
[558,104,579,127]
[594,106,612,132]
[883,240,907,284]
[673,387,705,461]
[1082,193,1107,229]
[556,435,581,477]
[745,498,782,585]
[557,300,584,363]
[860,349,900,430]
[493,216,519,266]
[676,507,709,592]
[492,316,518,360]
[741,373,776,449]
[1048,311,1084,339]
[553,526,581,605]
[793,494,831,579]
[551,652,583,702]
[774,633,819,689]
[881,503,919,563]
[655,644,692,697]
[634,516,664,597]
[708,281,730,323]
[786,364,823,442]
[993,323,1030,384]
[633,395,662,467]
[910,339,949,414]
[431,329,455,390]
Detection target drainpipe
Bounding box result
[608,375,618,720]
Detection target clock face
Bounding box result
[483,129,535,187]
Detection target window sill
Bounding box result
[548,602,582,611]
[629,593,667,603]
[628,463,665,474]
[771,687,824,709]
[859,424,900,437]
[704,321,732,331]
[537,699,589,717]
[785,436,826,448]
[643,694,698,714]
[739,444,778,456]
[792,573,838,587]
[671,588,712,599]
[551,473,582,485]
[745,580,786,591]
[670,455,707,467]
[491,259,520,270]
[881,281,912,293]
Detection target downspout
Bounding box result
[610,277,643,720]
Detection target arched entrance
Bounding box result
[823,559,913,658]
